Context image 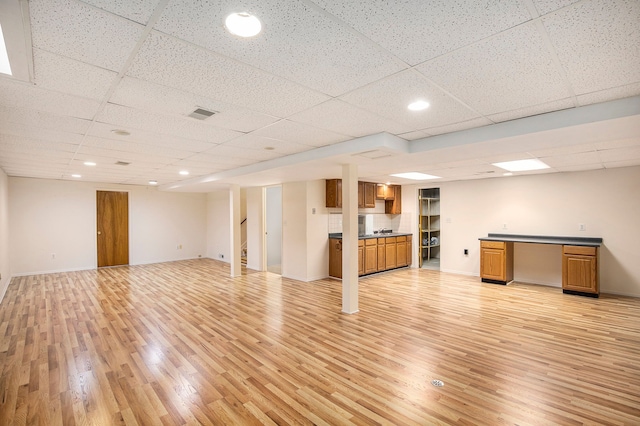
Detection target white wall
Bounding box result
[206,190,230,261]
[404,166,640,297]
[9,177,207,275]
[282,180,329,282]
[246,187,264,271]
[0,169,10,301]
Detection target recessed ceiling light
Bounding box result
[0,23,12,76]
[503,172,513,176]
[111,129,130,136]
[71,174,81,178]
[493,159,550,172]
[149,180,158,185]
[179,170,189,176]
[264,146,275,150]
[391,172,441,180]
[225,12,262,37]
[408,100,430,111]
[84,161,96,166]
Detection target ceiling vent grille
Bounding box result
[188,108,217,120]
[115,161,131,166]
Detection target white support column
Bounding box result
[230,184,241,278]
[342,163,359,314]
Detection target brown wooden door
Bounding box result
[97,191,129,267]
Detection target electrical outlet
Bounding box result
[579,224,586,231]
[464,249,469,255]
[219,254,224,259]
[51,253,56,259]
[177,244,182,249]
[502,223,508,230]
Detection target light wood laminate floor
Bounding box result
[1,259,639,425]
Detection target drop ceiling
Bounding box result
[0,0,639,191]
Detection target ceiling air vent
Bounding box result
[115,161,131,166]
[188,108,217,120]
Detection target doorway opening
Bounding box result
[96,190,129,267]
[419,188,440,270]
[265,186,282,275]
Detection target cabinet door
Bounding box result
[326,179,342,208]
[480,248,505,281]
[329,239,342,278]
[364,183,376,208]
[377,240,386,271]
[406,236,412,266]
[358,244,364,275]
[563,254,597,293]
[385,186,401,214]
[385,242,397,269]
[365,244,377,274]
[358,181,364,208]
[396,241,407,266]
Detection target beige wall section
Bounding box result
[282,180,329,282]
[404,166,640,297]
[9,177,207,275]
[0,169,10,301]
[245,187,264,271]
[206,190,230,262]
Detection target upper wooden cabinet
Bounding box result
[376,184,395,200]
[385,185,401,214]
[326,180,377,208]
[326,179,342,208]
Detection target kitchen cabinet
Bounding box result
[480,241,513,284]
[329,238,342,278]
[326,179,342,208]
[364,239,377,274]
[407,235,412,266]
[385,237,397,269]
[396,236,407,267]
[385,185,401,214]
[358,239,365,275]
[562,246,598,295]
[326,180,376,208]
[376,184,395,200]
[377,238,386,272]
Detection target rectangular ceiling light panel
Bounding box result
[492,158,550,172]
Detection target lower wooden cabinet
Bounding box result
[329,235,412,278]
[562,245,598,295]
[480,241,514,284]
[364,239,377,274]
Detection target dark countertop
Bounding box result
[479,233,602,247]
[329,232,412,240]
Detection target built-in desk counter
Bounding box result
[478,233,603,297]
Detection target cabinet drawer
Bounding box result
[358,239,364,247]
[396,236,407,242]
[563,245,596,256]
[481,241,505,250]
[385,237,396,244]
[377,238,386,245]
[365,238,377,246]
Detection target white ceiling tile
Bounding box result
[310,0,531,65]
[417,22,572,116]
[223,134,312,156]
[30,0,144,71]
[81,136,195,159]
[0,134,79,153]
[533,0,582,15]
[593,137,640,151]
[95,103,242,145]
[0,104,91,134]
[398,130,431,141]
[422,117,494,136]
[340,70,479,130]
[110,77,279,133]
[127,32,330,117]
[554,164,604,172]
[0,121,85,145]
[540,151,601,167]
[79,0,161,25]
[597,146,640,163]
[179,153,254,168]
[288,100,412,138]
[603,159,640,169]
[576,83,640,107]
[0,78,101,120]
[251,120,350,147]
[155,0,406,97]
[75,144,177,165]
[33,49,117,100]
[487,98,576,123]
[203,144,281,162]
[543,0,640,94]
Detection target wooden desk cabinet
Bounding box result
[480,241,514,284]
[562,245,598,295]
